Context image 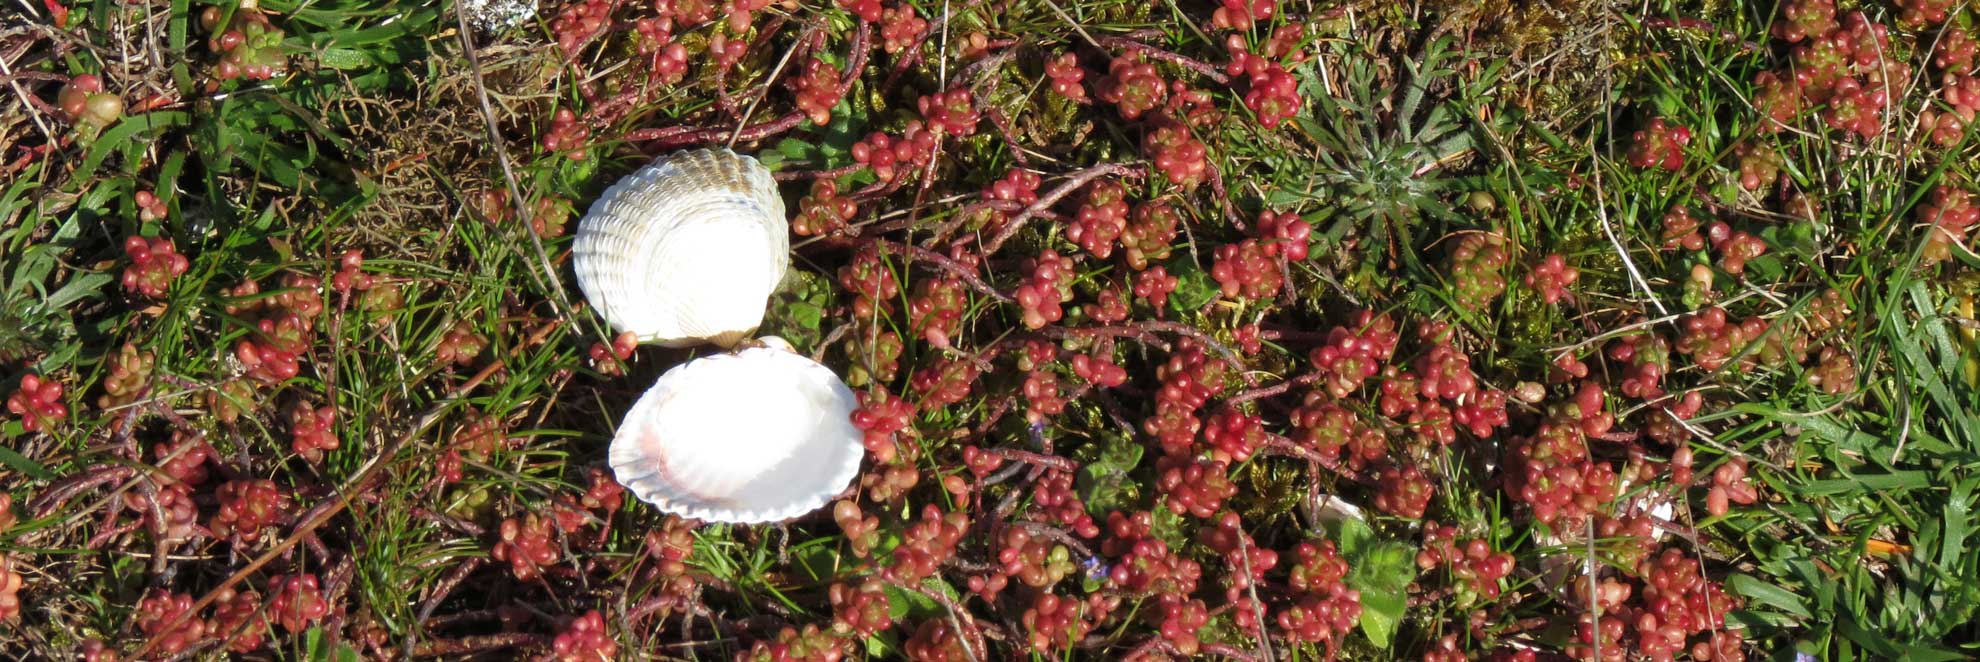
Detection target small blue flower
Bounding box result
[1080,555,1109,581]
[1028,421,1049,448]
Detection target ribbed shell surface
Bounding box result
[607,341,864,524]
[573,148,789,347]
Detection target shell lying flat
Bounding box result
[574,148,788,348]
[608,339,864,524]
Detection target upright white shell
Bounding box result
[574,148,789,348]
[608,338,864,524]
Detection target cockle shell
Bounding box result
[574,148,789,348]
[608,338,864,524]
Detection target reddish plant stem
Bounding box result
[977,447,1078,472]
[321,553,358,616]
[412,632,547,658]
[772,163,864,181]
[850,171,914,202]
[31,465,134,517]
[1643,16,1764,50]
[880,39,931,94]
[1226,371,1320,405]
[1198,642,1265,662]
[1262,435,1363,482]
[405,557,485,657]
[866,238,1014,303]
[984,163,1142,255]
[1033,325,1168,350]
[1010,520,1095,557]
[1134,320,1254,385]
[133,477,172,577]
[1206,159,1243,228]
[629,111,806,148]
[903,581,992,660]
[958,48,1017,87]
[895,198,1019,241]
[983,107,1031,165]
[86,519,140,549]
[1095,36,1231,85]
[932,204,1070,248]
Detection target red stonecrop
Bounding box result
[210,588,268,653]
[1014,250,1074,329]
[1627,118,1691,171]
[1707,222,1768,275]
[852,122,939,183]
[6,374,67,434]
[135,190,168,222]
[0,554,20,621]
[211,479,288,545]
[122,236,190,298]
[1066,180,1129,259]
[837,0,882,22]
[738,624,850,662]
[588,331,638,377]
[1418,522,1515,600]
[1448,233,1510,311]
[1046,52,1089,102]
[852,387,914,463]
[1772,0,1836,43]
[1676,306,1768,371]
[288,403,338,463]
[1133,266,1179,309]
[268,574,331,633]
[1155,457,1236,517]
[791,57,844,125]
[136,591,208,656]
[880,4,927,54]
[1211,239,1284,299]
[1226,37,1302,129]
[542,109,589,159]
[633,18,690,85]
[793,179,858,237]
[436,320,488,366]
[830,579,893,637]
[1371,463,1434,519]
[888,505,969,583]
[1734,142,1782,190]
[1524,253,1579,305]
[1144,115,1208,189]
[1278,540,1360,655]
[57,73,123,127]
[551,0,612,54]
[918,88,979,137]
[1211,0,1274,30]
[1919,184,1979,265]
[908,277,966,348]
[552,610,618,661]
[1706,457,1759,517]
[1097,55,1167,120]
[494,514,561,581]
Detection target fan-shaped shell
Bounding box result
[574,148,788,348]
[608,339,864,524]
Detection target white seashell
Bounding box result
[574,148,789,348]
[608,338,864,524]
